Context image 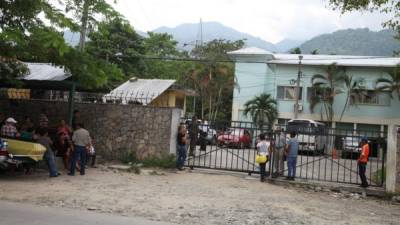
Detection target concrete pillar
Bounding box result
[386,124,400,193]
[169,108,182,155]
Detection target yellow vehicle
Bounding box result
[2,137,46,164]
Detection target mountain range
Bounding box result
[298,28,400,56]
[64,21,400,56]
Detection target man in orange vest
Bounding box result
[358,136,369,188]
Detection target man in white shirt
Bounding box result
[69,123,91,176]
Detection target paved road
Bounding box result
[0,201,174,225]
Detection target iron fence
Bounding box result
[0,88,171,106]
[183,120,386,187]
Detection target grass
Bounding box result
[372,167,386,185]
[120,152,176,169]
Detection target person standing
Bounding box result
[188,116,198,157]
[37,127,59,177]
[257,133,271,182]
[285,131,299,181]
[69,123,91,176]
[72,110,81,130]
[0,117,19,138]
[358,136,370,188]
[38,108,49,128]
[273,127,286,177]
[176,124,187,170]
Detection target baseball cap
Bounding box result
[6,117,17,123]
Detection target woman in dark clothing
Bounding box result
[55,131,72,170]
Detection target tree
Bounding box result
[0,0,124,89]
[62,0,119,51]
[376,66,400,99]
[339,75,365,120]
[142,32,193,80]
[0,58,29,85]
[86,18,145,79]
[188,39,244,121]
[243,93,278,129]
[310,63,347,123]
[329,0,400,34]
[290,47,302,54]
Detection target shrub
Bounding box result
[141,154,176,168]
[372,167,386,185]
[118,151,137,164]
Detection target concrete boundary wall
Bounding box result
[0,100,181,160]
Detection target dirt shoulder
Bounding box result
[0,167,399,225]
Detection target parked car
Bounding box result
[217,128,251,148]
[341,136,361,159]
[198,124,217,145]
[184,119,217,145]
[0,137,46,171]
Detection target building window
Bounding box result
[277,86,302,100]
[175,96,185,109]
[307,87,331,101]
[351,90,390,106]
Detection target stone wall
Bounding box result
[0,100,181,160]
[397,132,400,192]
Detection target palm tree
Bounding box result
[243,93,278,129]
[310,63,364,124]
[310,63,346,124]
[376,66,400,99]
[339,75,365,121]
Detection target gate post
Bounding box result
[386,124,400,193]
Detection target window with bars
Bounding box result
[351,90,390,106]
[277,86,302,100]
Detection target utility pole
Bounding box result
[294,55,303,119]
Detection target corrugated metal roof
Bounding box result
[228,47,273,55]
[105,78,176,105]
[270,54,400,67]
[228,47,400,67]
[23,63,71,81]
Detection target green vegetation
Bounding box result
[376,66,400,99]
[298,29,400,56]
[121,152,176,169]
[243,93,278,129]
[310,63,364,124]
[372,167,386,186]
[1,1,244,122]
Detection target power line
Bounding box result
[119,54,399,65]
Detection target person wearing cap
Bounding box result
[358,136,370,188]
[0,117,19,138]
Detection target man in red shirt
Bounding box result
[358,136,369,188]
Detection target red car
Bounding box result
[217,128,251,148]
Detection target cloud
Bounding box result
[109,0,392,43]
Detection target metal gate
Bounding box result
[184,120,386,187]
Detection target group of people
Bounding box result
[176,120,370,188]
[0,110,94,178]
[256,129,299,182]
[256,128,370,187]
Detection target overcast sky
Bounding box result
[109,0,392,43]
